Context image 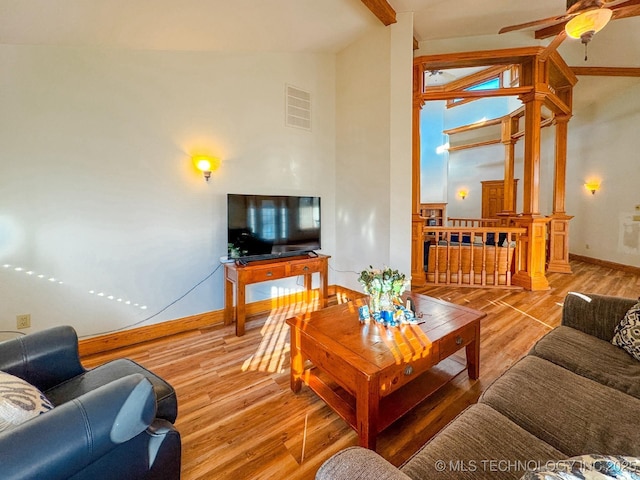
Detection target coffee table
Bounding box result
[286,292,485,450]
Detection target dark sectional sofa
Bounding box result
[316,292,640,480]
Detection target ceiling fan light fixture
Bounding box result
[565,8,612,41]
[425,70,456,86]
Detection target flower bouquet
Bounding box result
[358,266,413,325]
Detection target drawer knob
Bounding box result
[266,271,273,277]
[303,266,309,271]
[455,336,463,345]
[404,365,413,376]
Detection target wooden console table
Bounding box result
[224,254,329,336]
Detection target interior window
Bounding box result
[448,72,504,108]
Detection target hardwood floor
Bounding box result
[82,260,640,480]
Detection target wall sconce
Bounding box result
[584,181,600,195]
[192,156,220,182]
[458,189,467,200]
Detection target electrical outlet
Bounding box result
[16,314,31,329]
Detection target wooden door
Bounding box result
[482,180,518,218]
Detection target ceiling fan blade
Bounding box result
[611,1,640,18]
[602,0,640,8]
[566,0,602,15]
[535,20,571,39]
[499,14,571,34]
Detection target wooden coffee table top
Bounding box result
[287,292,484,374]
[287,291,485,449]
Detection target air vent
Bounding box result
[286,85,311,131]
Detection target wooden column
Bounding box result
[411,62,426,288]
[500,117,518,216]
[520,93,543,216]
[547,114,573,273]
[512,92,550,291]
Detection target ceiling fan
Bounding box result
[426,70,457,85]
[499,0,640,59]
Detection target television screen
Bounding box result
[227,194,321,262]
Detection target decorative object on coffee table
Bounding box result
[357,266,413,325]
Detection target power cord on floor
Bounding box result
[80,262,223,338]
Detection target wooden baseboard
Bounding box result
[569,253,640,276]
[78,310,225,357]
[332,284,366,302]
[79,284,364,357]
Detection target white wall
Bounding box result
[416,32,544,57]
[334,14,413,291]
[0,45,337,337]
[567,77,640,267]
[388,13,414,277]
[420,101,447,203]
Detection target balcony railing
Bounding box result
[423,226,526,287]
[447,217,502,228]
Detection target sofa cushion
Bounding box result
[45,358,177,423]
[0,370,54,432]
[560,293,637,342]
[316,446,413,480]
[612,300,640,361]
[530,326,640,399]
[480,355,640,457]
[400,403,566,480]
[521,454,640,480]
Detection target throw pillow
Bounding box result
[612,300,640,361]
[521,454,640,479]
[0,370,54,432]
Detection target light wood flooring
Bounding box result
[82,260,640,480]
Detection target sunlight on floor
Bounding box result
[241,288,321,374]
[486,298,556,329]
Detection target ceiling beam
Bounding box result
[571,66,640,76]
[535,22,565,39]
[539,31,567,62]
[360,0,396,26]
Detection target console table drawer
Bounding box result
[290,260,322,276]
[438,323,477,361]
[244,265,287,283]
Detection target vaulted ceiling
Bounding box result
[1,0,639,63]
[1,0,638,101]
[0,0,378,53]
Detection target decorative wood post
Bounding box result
[411,63,426,288]
[512,92,550,291]
[500,116,518,216]
[547,114,574,273]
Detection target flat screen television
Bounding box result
[227,194,321,263]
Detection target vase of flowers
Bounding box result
[358,266,407,321]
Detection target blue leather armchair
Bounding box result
[0,326,181,480]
